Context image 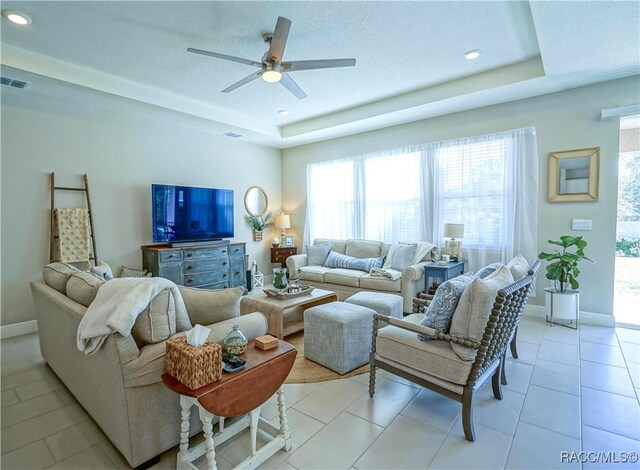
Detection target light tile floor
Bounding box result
[1,316,640,469]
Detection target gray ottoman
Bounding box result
[304,301,376,375]
[345,292,403,321]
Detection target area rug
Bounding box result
[284,331,370,384]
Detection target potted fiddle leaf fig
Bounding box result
[539,235,594,326]
[244,212,272,241]
[538,235,594,293]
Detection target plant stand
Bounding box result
[544,287,579,329]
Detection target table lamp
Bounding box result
[444,223,464,261]
[275,213,291,237]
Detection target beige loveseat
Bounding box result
[286,238,437,314]
[30,278,267,468]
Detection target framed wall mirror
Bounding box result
[244,186,269,216]
[548,147,600,202]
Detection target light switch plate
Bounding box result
[572,219,592,231]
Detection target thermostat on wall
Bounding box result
[571,219,592,231]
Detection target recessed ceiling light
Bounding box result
[2,10,32,25]
[464,49,482,60]
[278,110,290,116]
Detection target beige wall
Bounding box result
[282,76,640,316]
[1,92,281,326]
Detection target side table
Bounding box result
[162,341,297,470]
[271,247,297,268]
[423,259,467,293]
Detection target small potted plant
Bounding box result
[244,212,272,241]
[538,235,594,325]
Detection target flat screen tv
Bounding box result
[152,184,234,243]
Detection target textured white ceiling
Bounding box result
[0,1,639,147]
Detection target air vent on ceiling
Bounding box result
[223,132,243,139]
[1,76,30,89]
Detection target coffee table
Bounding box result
[240,288,338,339]
[162,340,297,470]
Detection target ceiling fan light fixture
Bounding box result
[262,70,282,83]
[464,49,482,60]
[278,109,290,116]
[2,10,31,25]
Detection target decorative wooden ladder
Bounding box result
[49,172,99,265]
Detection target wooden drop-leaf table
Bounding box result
[162,340,297,470]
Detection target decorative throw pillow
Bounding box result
[131,289,176,347]
[412,242,437,264]
[323,251,384,272]
[475,262,504,279]
[91,261,114,280]
[120,266,152,278]
[391,243,417,271]
[66,271,105,307]
[418,273,475,341]
[449,266,515,361]
[43,262,81,294]
[507,254,529,280]
[178,285,244,326]
[306,243,331,266]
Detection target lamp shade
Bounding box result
[275,214,291,230]
[444,223,464,239]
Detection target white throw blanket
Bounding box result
[77,277,187,355]
[369,268,403,281]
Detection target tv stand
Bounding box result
[169,240,229,248]
[142,241,246,291]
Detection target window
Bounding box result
[306,159,355,240]
[437,139,507,250]
[363,152,422,242]
[305,128,538,270]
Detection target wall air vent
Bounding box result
[0,76,30,89]
[223,132,243,139]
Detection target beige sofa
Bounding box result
[286,238,436,314]
[30,280,267,468]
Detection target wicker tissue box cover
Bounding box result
[166,336,222,390]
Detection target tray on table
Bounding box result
[263,285,314,300]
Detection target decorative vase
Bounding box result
[272,237,281,247]
[223,325,248,355]
[253,230,263,242]
[273,268,288,293]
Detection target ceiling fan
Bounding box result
[187,16,356,100]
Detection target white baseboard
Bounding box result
[1,320,39,339]
[524,304,615,327]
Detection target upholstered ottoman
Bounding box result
[346,292,403,323]
[304,301,376,375]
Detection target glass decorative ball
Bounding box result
[223,325,248,355]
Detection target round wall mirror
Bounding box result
[244,186,269,216]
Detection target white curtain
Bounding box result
[305,127,538,272]
[426,128,538,272]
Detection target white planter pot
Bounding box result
[545,288,580,324]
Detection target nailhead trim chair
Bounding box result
[369,261,540,442]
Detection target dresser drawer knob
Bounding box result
[187,279,193,284]
[187,266,193,270]
[223,262,227,266]
[223,273,227,277]
[222,250,227,254]
[187,253,193,258]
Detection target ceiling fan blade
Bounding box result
[187,48,261,67]
[280,73,307,100]
[282,58,356,71]
[222,71,262,93]
[267,16,291,62]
